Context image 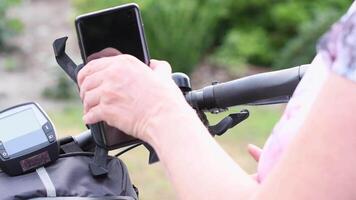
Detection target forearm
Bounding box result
[254,73,356,199]
[145,106,258,199]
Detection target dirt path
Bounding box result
[0,0,81,110]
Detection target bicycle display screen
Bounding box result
[0,109,47,156]
[75,4,150,64]
[0,103,59,176]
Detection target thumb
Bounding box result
[87,48,122,62]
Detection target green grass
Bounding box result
[50,104,283,200]
[48,104,87,135]
[208,105,283,173]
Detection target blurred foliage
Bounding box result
[42,74,77,100]
[3,57,18,71]
[213,0,351,69]
[73,0,352,72]
[48,105,86,133]
[73,0,229,73]
[0,0,23,51]
[212,28,272,70]
[274,9,342,68]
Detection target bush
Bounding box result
[143,0,229,73]
[274,9,342,68]
[213,0,351,69]
[73,0,230,73]
[0,0,22,51]
[73,0,352,72]
[42,74,77,100]
[211,28,272,69]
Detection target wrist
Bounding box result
[139,101,204,147]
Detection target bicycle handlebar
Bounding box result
[185,65,307,110]
[66,65,308,150]
[72,130,93,149]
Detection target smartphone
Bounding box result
[75,3,149,149]
[75,3,150,65]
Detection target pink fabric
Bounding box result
[257,1,356,183]
[257,56,329,182]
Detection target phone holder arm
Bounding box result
[53,37,83,83]
[53,36,159,175]
[53,37,110,176]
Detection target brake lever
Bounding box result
[208,109,249,136]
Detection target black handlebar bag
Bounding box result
[0,146,138,200]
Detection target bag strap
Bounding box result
[36,167,56,197]
[29,197,135,200]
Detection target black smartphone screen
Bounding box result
[76,5,149,64]
[75,4,149,149]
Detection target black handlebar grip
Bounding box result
[186,66,307,110]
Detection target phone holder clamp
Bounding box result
[53,36,109,177]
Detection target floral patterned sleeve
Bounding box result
[317,4,356,81]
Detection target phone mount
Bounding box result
[52,36,247,176]
[52,36,159,177]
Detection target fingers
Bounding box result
[79,57,172,127]
[150,59,172,76]
[77,54,134,87]
[77,58,111,86]
[247,144,262,162]
[83,104,104,124]
[82,88,101,114]
[79,73,104,99]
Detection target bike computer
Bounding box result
[0,102,59,176]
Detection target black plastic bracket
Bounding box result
[53,36,159,173]
[89,146,109,177]
[208,109,249,136]
[53,37,109,177]
[53,37,80,83]
[143,143,159,164]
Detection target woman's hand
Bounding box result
[77,55,191,141]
